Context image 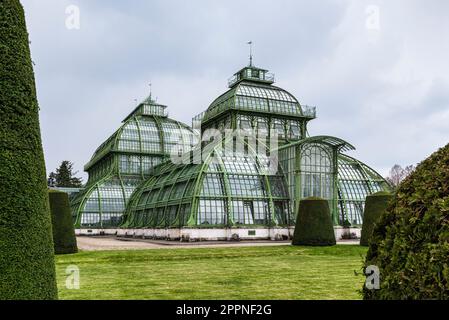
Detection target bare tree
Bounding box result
[403,165,415,177]
[386,164,415,189]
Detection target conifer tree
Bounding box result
[0,0,58,299]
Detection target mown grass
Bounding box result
[55,245,367,300]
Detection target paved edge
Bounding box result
[76,236,360,251]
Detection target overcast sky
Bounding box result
[21,0,449,182]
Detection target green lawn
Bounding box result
[56,245,367,300]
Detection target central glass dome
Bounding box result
[194,65,317,148]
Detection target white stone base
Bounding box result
[75,228,119,236]
[334,227,361,240]
[114,227,296,241]
[76,226,361,242]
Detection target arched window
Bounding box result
[300,143,334,200]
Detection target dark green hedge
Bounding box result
[48,190,78,254]
[360,192,392,247]
[0,1,58,299]
[364,143,449,300]
[292,197,336,246]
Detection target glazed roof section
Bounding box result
[123,95,168,122]
[201,65,317,124]
[278,136,356,153]
[84,95,197,171]
[227,66,274,87]
[122,137,292,228]
[338,153,389,187]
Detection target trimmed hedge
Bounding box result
[0,1,58,299]
[360,192,392,247]
[292,197,336,246]
[48,190,78,254]
[364,143,449,300]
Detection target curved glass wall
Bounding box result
[72,63,391,234]
[122,138,292,228]
[71,96,198,228]
[278,136,390,227]
[337,154,389,226]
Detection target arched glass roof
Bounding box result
[200,65,316,125]
[71,175,141,228]
[278,136,391,227]
[70,64,391,233]
[122,137,292,228]
[278,136,356,153]
[71,95,198,228]
[85,109,196,172]
[202,82,308,124]
[337,154,390,225]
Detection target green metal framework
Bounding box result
[193,66,316,147]
[122,136,292,228]
[278,136,390,227]
[72,63,391,230]
[337,154,390,225]
[71,95,198,228]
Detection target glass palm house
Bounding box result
[71,96,197,228]
[72,62,390,240]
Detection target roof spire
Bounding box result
[149,82,152,100]
[247,41,253,66]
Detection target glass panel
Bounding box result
[228,175,265,197]
[288,120,301,139]
[198,199,226,225]
[81,212,101,227]
[271,119,285,139]
[201,174,225,196]
[274,201,290,225]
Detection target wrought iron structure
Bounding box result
[197,65,316,146]
[71,95,197,228]
[121,137,292,228]
[72,62,390,230]
[278,136,389,226]
[121,65,390,229]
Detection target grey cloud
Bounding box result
[21,0,449,180]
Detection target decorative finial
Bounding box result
[247,41,253,66]
[149,82,152,99]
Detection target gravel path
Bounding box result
[76,236,359,251]
[76,236,164,251]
